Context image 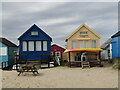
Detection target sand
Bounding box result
[2,64,118,88]
[0,70,2,89]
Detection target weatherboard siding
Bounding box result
[66,26,100,49]
[112,36,120,58]
[0,42,8,67]
[51,45,65,60]
[8,47,18,66]
[66,24,101,62]
[18,24,52,61]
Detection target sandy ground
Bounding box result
[0,70,2,89]
[2,64,118,88]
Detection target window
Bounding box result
[31,31,38,35]
[22,41,27,51]
[92,40,96,48]
[72,40,76,49]
[79,41,83,48]
[0,47,7,56]
[36,41,41,51]
[28,41,34,51]
[51,52,53,56]
[43,41,47,51]
[55,52,61,57]
[85,40,89,48]
[80,32,87,34]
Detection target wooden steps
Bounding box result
[81,62,90,69]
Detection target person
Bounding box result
[56,56,60,66]
[81,52,87,62]
[81,52,90,68]
[54,56,60,66]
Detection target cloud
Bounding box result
[2,2,118,48]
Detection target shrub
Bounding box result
[60,60,68,66]
[112,58,120,70]
[108,59,114,63]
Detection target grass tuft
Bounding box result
[112,58,120,70]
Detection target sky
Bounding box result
[1,2,118,48]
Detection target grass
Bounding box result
[112,58,120,70]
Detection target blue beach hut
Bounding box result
[111,31,120,59]
[18,24,52,62]
[101,38,112,59]
[0,38,18,68]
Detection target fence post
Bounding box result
[16,55,18,70]
[2,62,3,69]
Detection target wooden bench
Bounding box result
[17,61,41,76]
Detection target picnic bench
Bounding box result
[17,61,41,76]
[15,54,52,76]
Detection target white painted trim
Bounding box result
[55,51,61,58]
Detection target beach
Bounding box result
[0,70,2,89]
[2,64,118,88]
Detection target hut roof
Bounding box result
[111,31,120,38]
[64,48,103,53]
[0,37,17,47]
[51,44,65,50]
[100,38,112,49]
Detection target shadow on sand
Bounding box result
[17,72,44,77]
[101,60,113,68]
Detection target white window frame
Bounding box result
[22,41,27,51]
[43,41,47,51]
[79,40,83,48]
[55,52,61,58]
[36,41,41,51]
[80,32,87,34]
[72,40,76,49]
[92,40,96,48]
[28,41,34,51]
[51,52,53,56]
[0,47,7,56]
[31,31,38,35]
[85,40,89,48]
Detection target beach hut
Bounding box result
[111,31,120,59]
[0,38,18,68]
[65,24,103,67]
[51,44,65,60]
[18,24,52,66]
[101,38,112,60]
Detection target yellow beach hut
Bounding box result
[65,24,103,67]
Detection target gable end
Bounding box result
[65,24,101,42]
[18,24,52,41]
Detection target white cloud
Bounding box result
[2,2,118,48]
[36,17,78,26]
